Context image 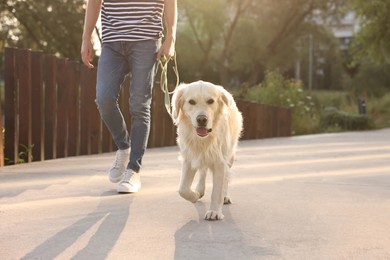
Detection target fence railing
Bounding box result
[1,47,291,166]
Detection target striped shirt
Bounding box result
[101,0,164,43]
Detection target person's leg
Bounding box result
[127,39,160,173]
[96,42,130,150]
[96,42,131,183]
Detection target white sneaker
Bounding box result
[109,148,130,183]
[117,170,141,193]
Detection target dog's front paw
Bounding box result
[178,190,200,203]
[204,210,224,220]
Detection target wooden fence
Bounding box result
[1,47,291,166]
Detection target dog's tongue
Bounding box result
[196,127,209,137]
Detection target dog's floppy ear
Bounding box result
[171,83,186,122]
[218,85,234,107]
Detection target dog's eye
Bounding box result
[189,99,196,105]
[207,99,214,105]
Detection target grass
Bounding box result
[366,92,390,128]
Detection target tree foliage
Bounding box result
[1,0,85,60]
[177,0,345,86]
[350,0,390,63]
[4,0,387,92]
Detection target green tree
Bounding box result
[343,0,390,96]
[177,0,251,85]
[350,0,390,63]
[0,0,86,60]
[177,0,345,87]
[0,0,348,91]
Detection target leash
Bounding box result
[156,53,179,119]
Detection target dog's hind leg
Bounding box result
[196,169,207,199]
[223,168,232,204]
[178,161,200,203]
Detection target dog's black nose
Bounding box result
[196,115,208,127]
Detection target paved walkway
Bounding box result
[1,129,390,259]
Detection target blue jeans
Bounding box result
[96,40,160,173]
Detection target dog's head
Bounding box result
[171,81,233,138]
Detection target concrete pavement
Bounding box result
[1,129,390,259]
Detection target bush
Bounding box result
[243,70,318,135]
[320,107,373,131]
[240,70,388,135]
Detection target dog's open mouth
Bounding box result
[196,127,212,137]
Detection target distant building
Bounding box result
[329,11,360,51]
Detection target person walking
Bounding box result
[81,0,177,193]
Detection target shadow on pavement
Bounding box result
[174,201,278,259]
[22,191,132,260]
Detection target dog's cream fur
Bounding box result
[171,81,243,220]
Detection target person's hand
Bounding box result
[81,38,95,68]
[157,37,175,61]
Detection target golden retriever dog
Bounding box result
[171,81,243,220]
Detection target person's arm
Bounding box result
[157,0,177,60]
[81,0,102,68]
